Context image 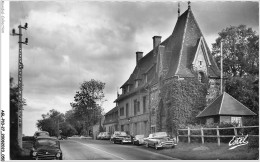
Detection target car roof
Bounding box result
[34,131,49,135]
[36,136,58,140]
[135,134,144,137]
[114,131,126,133]
[35,131,49,133]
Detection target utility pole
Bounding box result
[11,23,28,148]
[220,40,223,94]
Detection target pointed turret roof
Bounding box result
[165,7,220,78]
[196,92,257,118]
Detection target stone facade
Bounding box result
[117,91,150,136]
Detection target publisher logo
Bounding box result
[229,134,248,150]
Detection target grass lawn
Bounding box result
[150,142,259,160]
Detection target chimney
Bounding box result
[136,51,143,65]
[178,2,180,17]
[153,36,162,49]
[156,45,166,77]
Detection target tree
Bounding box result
[10,77,22,159]
[212,25,259,118]
[70,79,105,135]
[64,110,82,135]
[212,25,259,77]
[225,76,259,114]
[59,122,78,137]
[36,109,65,136]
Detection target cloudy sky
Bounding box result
[9,0,258,136]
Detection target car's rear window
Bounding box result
[36,139,59,147]
[136,135,144,138]
[36,132,49,136]
[153,132,167,137]
[120,132,127,136]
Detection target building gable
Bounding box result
[192,37,212,74]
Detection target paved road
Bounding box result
[60,139,178,160]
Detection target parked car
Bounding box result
[133,134,145,145]
[58,135,67,140]
[33,131,49,139]
[110,131,132,144]
[80,135,92,139]
[68,135,80,139]
[144,132,177,150]
[97,132,104,140]
[30,136,62,160]
[101,132,111,140]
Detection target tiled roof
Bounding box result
[105,106,118,116]
[121,49,156,88]
[196,92,257,117]
[103,107,118,125]
[118,7,220,100]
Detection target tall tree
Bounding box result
[212,25,259,77]
[64,110,82,135]
[211,25,259,117]
[36,109,64,136]
[70,79,105,135]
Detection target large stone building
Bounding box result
[113,4,220,136]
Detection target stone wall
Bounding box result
[206,79,221,105]
[150,84,159,128]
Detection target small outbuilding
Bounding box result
[196,92,257,126]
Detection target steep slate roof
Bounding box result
[166,8,220,78]
[196,92,257,118]
[120,7,220,93]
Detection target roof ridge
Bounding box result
[175,9,190,76]
[218,92,225,114]
[190,7,221,76]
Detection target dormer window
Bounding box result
[145,74,148,83]
[192,37,211,73]
[135,80,139,88]
[127,85,130,92]
[123,88,126,94]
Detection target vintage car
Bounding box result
[68,135,80,139]
[133,134,145,145]
[97,132,104,140]
[58,135,67,140]
[33,131,49,139]
[30,136,62,160]
[101,132,111,140]
[110,131,132,144]
[144,132,177,150]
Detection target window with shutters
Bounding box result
[143,96,146,113]
[126,103,129,117]
[134,100,137,115]
[120,107,124,116]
